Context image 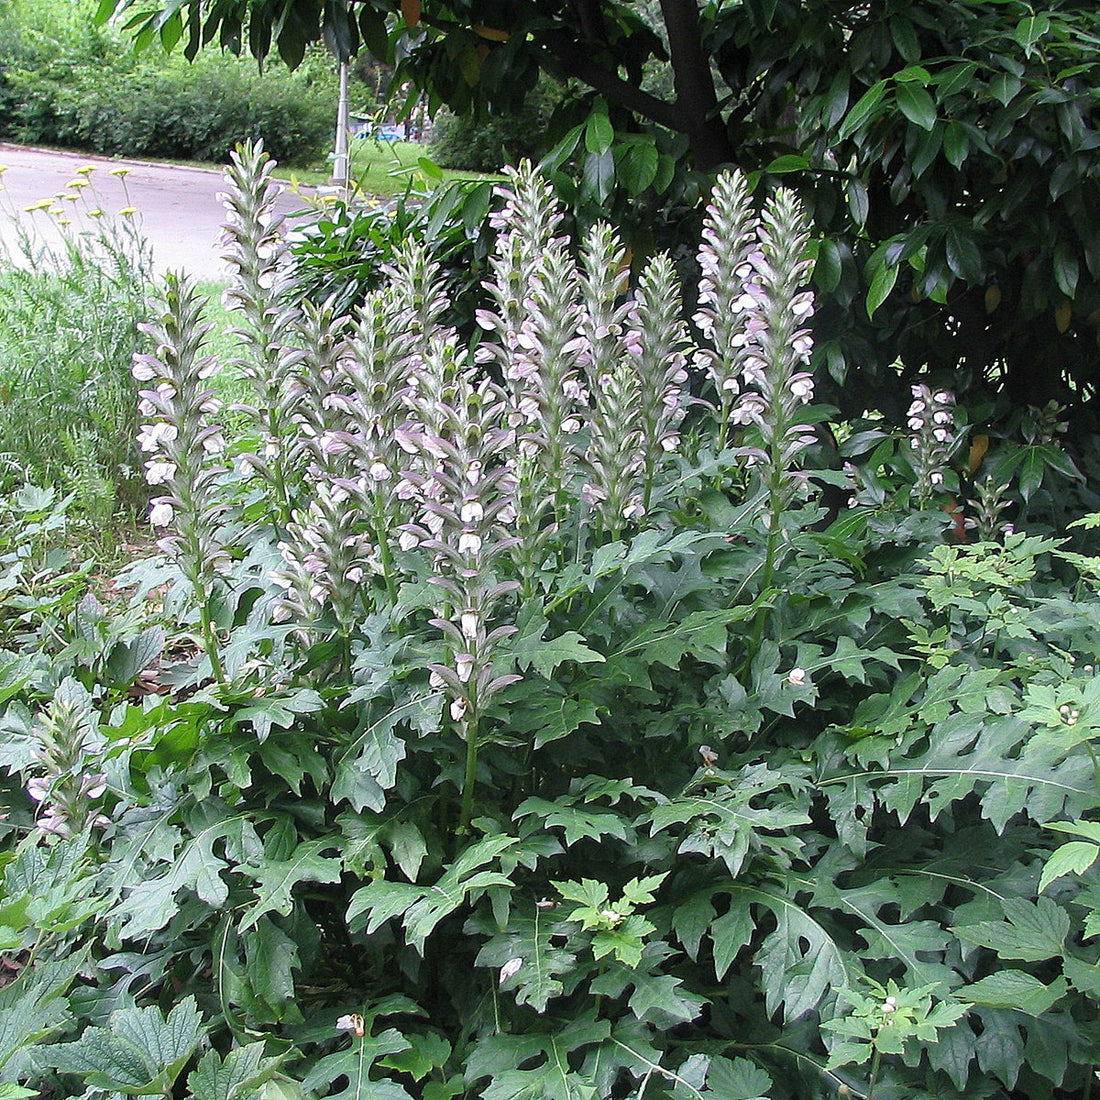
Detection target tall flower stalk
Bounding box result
[398,347,520,835]
[580,223,643,539]
[695,176,817,664]
[629,253,690,516]
[220,139,300,530]
[695,170,759,453]
[28,679,109,839]
[133,274,229,687]
[907,384,956,506]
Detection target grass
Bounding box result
[275,139,497,197]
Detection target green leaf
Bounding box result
[896,81,937,130]
[953,897,1070,962]
[1053,241,1079,298]
[465,1014,608,1100]
[765,154,809,174]
[302,1023,413,1100]
[945,227,982,282]
[333,695,438,812]
[582,149,614,204]
[617,141,659,196]
[346,835,517,949]
[584,111,614,155]
[944,121,970,168]
[814,238,842,292]
[188,1042,282,1100]
[722,883,852,1020]
[509,623,604,678]
[1014,14,1050,51]
[1039,840,1100,893]
[703,1055,772,1100]
[114,816,253,937]
[239,838,343,931]
[866,261,899,318]
[470,909,576,1013]
[838,80,888,140]
[513,797,629,847]
[960,971,1067,1017]
[230,688,323,743]
[0,954,85,1077]
[52,998,205,1096]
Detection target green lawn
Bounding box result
[275,139,497,197]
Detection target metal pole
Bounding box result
[333,60,349,191]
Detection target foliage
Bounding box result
[4,143,1100,1100]
[96,0,1100,423]
[287,174,495,319]
[0,0,336,166]
[0,171,152,519]
[430,76,563,173]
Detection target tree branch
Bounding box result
[659,0,733,168]
[537,29,681,131]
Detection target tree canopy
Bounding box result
[98,0,1100,414]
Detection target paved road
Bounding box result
[0,143,316,281]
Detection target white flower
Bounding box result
[455,653,475,683]
[399,530,420,551]
[789,375,814,401]
[132,360,158,382]
[786,668,806,686]
[450,697,469,721]
[369,461,391,482]
[499,957,523,984]
[461,609,480,640]
[345,567,364,584]
[137,421,177,453]
[460,501,484,523]
[335,1013,365,1037]
[458,531,482,555]
[149,500,174,527]
[145,460,176,485]
[561,417,582,434]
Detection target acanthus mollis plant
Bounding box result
[48,150,1100,1100]
[132,273,229,686]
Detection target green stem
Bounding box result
[457,710,480,837]
[197,597,227,689]
[373,495,398,605]
[745,487,782,674]
[867,1046,882,1100]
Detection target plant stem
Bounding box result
[457,711,480,836]
[867,1047,882,1100]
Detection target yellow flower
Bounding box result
[109,167,132,177]
[76,165,96,176]
[66,178,90,189]
[87,209,104,218]
[117,206,138,217]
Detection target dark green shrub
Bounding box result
[0,1,337,166]
[429,76,562,172]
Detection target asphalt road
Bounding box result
[0,143,316,281]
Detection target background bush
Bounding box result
[0,0,337,166]
[0,212,152,520]
[429,76,562,172]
